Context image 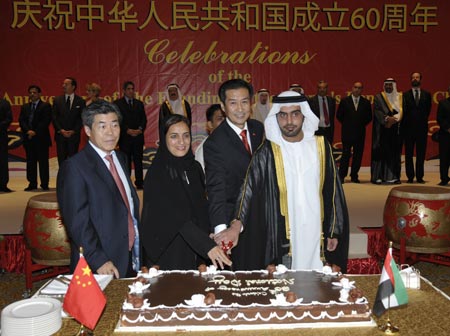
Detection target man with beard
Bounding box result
[402,72,432,183]
[159,83,191,138]
[252,89,271,123]
[371,79,402,184]
[308,80,336,144]
[213,91,349,272]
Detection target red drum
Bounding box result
[384,186,450,254]
[23,193,70,265]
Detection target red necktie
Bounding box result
[240,129,251,155]
[105,154,135,250]
[322,97,330,125]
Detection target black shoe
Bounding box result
[135,185,143,190]
[394,180,402,184]
[41,185,49,191]
[417,179,425,184]
[24,185,37,191]
[438,181,449,186]
[0,187,13,192]
[406,179,414,184]
[351,178,361,183]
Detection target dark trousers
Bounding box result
[24,141,50,187]
[120,135,144,187]
[404,131,427,181]
[339,137,365,180]
[0,136,9,188]
[439,131,450,183]
[56,135,80,166]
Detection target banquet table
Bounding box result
[53,275,450,336]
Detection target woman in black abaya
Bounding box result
[140,114,231,270]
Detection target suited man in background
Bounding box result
[309,80,336,144]
[436,85,450,186]
[52,77,85,166]
[114,81,147,189]
[337,82,372,183]
[204,79,264,270]
[57,100,140,278]
[19,85,52,191]
[402,72,432,183]
[0,97,13,192]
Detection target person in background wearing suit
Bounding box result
[0,97,13,192]
[437,85,450,186]
[309,80,336,145]
[19,85,52,191]
[52,77,85,166]
[204,79,264,270]
[114,81,147,189]
[402,72,432,183]
[57,100,140,278]
[337,82,372,183]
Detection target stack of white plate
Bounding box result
[1,298,62,336]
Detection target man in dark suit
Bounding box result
[19,85,52,191]
[309,80,336,144]
[204,79,264,270]
[337,82,372,183]
[437,85,450,186]
[114,81,147,189]
[402,72,432,183]
[0,97,13,192]
[57,100,140,278]
[52,77,86,166]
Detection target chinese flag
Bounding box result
[63,254,106,330]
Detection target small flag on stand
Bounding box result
[63,250,106,330]
[373,246,408,317]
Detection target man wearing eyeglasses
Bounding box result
[336,82,372,183]
[213,91,349,273]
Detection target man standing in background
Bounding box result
[309,80,336,145]
[52,77,85,166]
[159,83,191,138]
[252,89,271,123]
[337,82,372,183]
[0,96,12,192]
[19,85,52,191]
[114,81,147,189]
[437,85,450,186]
[402,72,432,183]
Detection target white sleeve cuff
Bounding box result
[214,224,227,234]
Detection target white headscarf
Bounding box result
[383,78,402,118]
[252,89,272,122]
[265,90,319,145]
[164,84,184,115]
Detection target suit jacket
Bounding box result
[0,99,12,139]
[309,95,336,135]
[57,144,140,278]
[113,97,147,145]
[437,98,450,134]
[52,94,85,139]
[204,119,264,229]
[19,100,52,147]
[402,88,432,134]
[336,95,372,142]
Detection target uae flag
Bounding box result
[63,253,106,330]
[372,247,408,317]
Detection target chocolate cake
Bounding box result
[118,268,373,331]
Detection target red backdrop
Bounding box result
[2,0,449,167]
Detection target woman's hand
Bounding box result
[207,246,232,269]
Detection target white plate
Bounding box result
[40,274,113,295]
[2,298,61,320]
